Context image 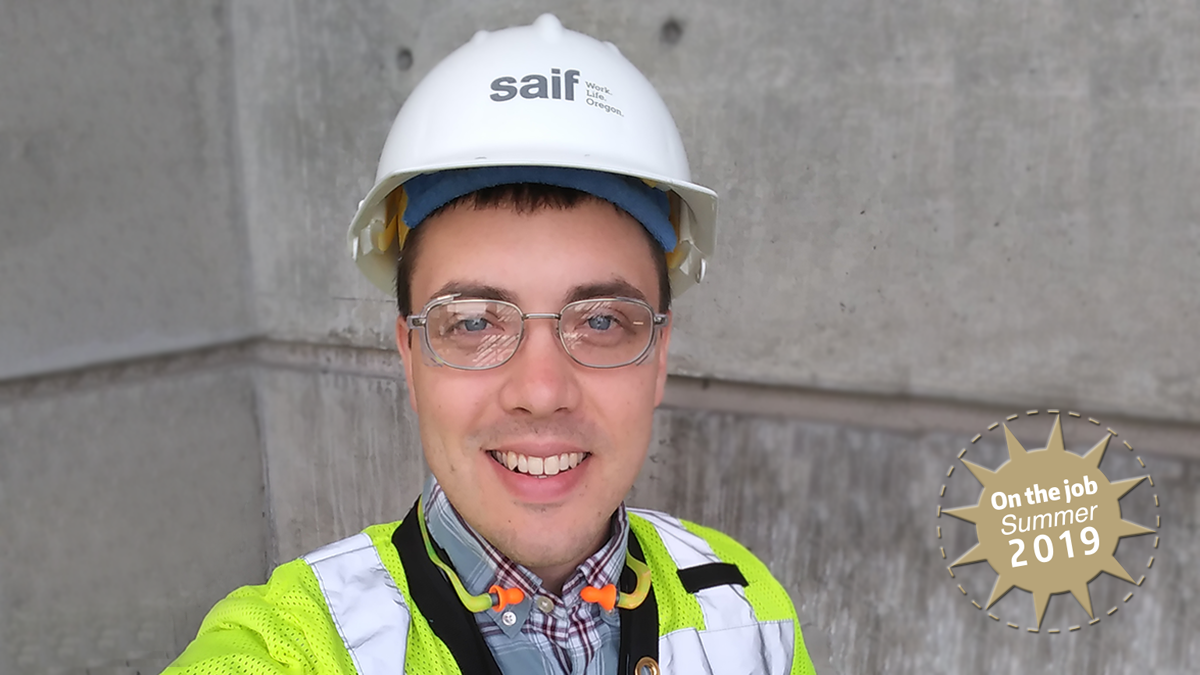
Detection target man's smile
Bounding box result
[481,438,598,505]
[488,449,592,477]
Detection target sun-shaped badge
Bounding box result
[942,413,1157,630]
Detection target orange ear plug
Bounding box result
[581,584,618,612]
[489,585,525,612]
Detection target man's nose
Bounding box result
[497,318,582,416]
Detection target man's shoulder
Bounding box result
[164,521,410,673]
[628,507,797,623]
[626,507,763,567]
[299,520,405,565]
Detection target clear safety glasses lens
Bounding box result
[417,298,661,370]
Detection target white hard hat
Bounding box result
[347,13,717,298]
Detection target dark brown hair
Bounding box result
[394,183,671,317]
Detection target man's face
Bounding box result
[395,198,671,571]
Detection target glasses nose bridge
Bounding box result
[507,311,571,367]
[520,311,563,331]
[519,311,565,341]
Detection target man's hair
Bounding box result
[394,183,672,317]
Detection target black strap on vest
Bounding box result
[618,531,658,674]
[676,561,748,594]
[394,500,505,675]
[393,499,660,675]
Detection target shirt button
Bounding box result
[535,596,555,614]
[501,610,517,626]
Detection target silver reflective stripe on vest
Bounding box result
[304,533,409,675]
[657,621,794,675]
[630,509,758,631]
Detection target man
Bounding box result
[165,14,814,675]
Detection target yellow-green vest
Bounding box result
[164,507,815,675]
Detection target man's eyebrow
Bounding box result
[425,280,651,308]
[566,280,650,305]
[427,282,518,305]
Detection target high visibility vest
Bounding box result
[164,503,815,675]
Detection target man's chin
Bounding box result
[468,507,609,570]
[502,533,605,573]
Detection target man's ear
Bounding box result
[652,312,672,407]
[395,315,420,414]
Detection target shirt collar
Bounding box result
[421,475,630,635]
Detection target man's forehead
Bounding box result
[410,198,663,310]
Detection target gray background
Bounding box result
[1,1,1197,673]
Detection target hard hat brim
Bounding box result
[348,157,716,298]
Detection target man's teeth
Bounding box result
[491,450,586,477]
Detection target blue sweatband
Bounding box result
[401,166,676,252]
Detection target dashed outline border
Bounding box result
[936,409,1160,633]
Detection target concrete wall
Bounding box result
[0,3,265,673]
[0,356,267,674]
[2,1,1198,674]
[0,2,256,380]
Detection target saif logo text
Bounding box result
[490,68,581,102]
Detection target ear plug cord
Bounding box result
[418,496,525,612]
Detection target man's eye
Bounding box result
[586,314,615,331]
[457,317,490,332]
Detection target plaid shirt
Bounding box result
[422,477,629,675]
